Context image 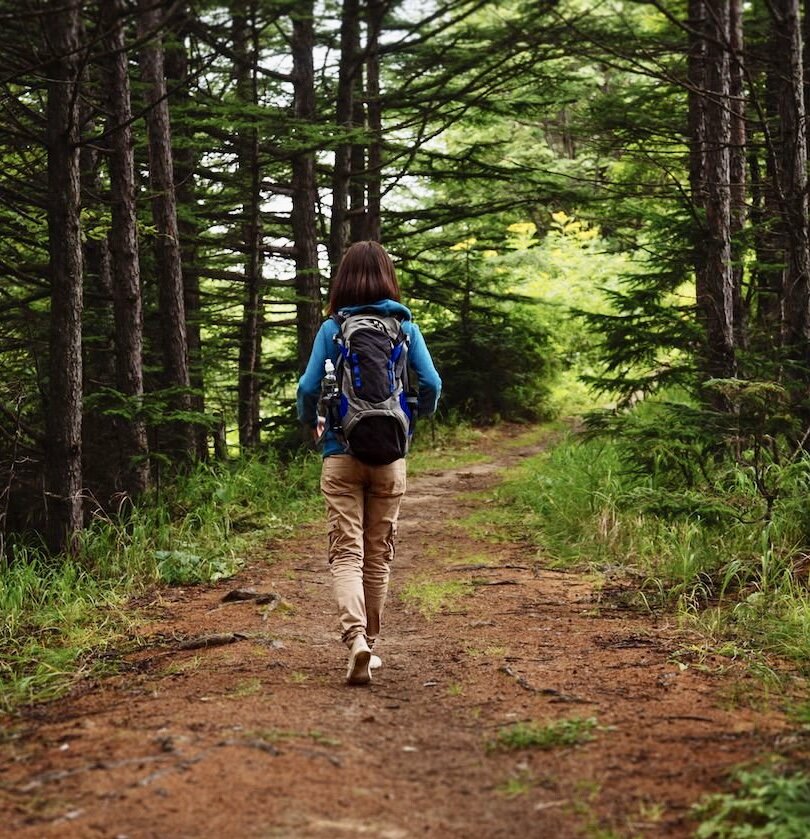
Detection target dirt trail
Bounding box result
[0,429,793,838]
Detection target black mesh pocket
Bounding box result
[349,330,393,402]
[348,416,407,465]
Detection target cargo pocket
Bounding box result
[384,520,398,563]
[327,519,340,565]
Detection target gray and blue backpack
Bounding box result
[330,311,416,465]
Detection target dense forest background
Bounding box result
[3,0,810,580]
[7,2,810,827]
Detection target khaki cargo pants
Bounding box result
[320,454,407,647]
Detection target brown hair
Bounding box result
[328,241,400,315]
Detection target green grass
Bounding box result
[400,577,474,618]
[457,506,523,543]
[227,678,263,698]
[0,450,322,712]
[489,717,598,751]
[496,771,535,798]
[407,420,490,475]
[490,432,810,663]
[694,764,810,838]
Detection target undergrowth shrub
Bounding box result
[494,425,810,661]
[694,764,810,838]
[426,303,555,424]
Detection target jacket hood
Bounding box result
[338,299,412,321]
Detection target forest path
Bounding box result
[0,427,792,838]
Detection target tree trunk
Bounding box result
[773,0,810,360]
[165,3,208,461]
[101,0,150,498]
[802,0,810,360]
[687,0,707,273]
[328,0,360,273]
[698,0,736,383]
[80,112,120,498]
[44,0,84,552]
[79,119,116,393]
[349,10,367,243]
[729,0,747,353]
[234,4,264,449]
[753,46,785,337]
[291,0,323,376]
[138,0,193,460]
[365,0,384,242]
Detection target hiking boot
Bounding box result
[370,654,382,671]
[346,635,372,685]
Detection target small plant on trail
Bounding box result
[496,771,534,798]
[489,717,598,751]
[693,764,810,838]
[444,551,497,569]
[227,678,262,698]
[400,578,473,618]
[466,644,509,659]
[160,655,202,677]
[253,728,341,747]
[787,701,810,727]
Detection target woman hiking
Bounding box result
[297,241,442,685]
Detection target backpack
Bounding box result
[330,312,416,465]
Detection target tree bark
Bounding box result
[687,0,707,270]
[234,3,264,449]
[752,42,785,336]
[697,0,737,383]
[101,0,150,498]
[79,112,116,393]
[165,3,208,460]
[138,0,193,460]
[80,105,120,498]
[729,0,747,352]
[328,0,360,273]
[772,0,810,360]
[365,0,384,242]
[349,8,367,243]
[44,0,84,552]
[291,0,323,376]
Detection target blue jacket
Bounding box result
[297,299,442,457]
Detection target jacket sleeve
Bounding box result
[406,323,442,417]
[297,322,333,426]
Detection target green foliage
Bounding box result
[489,717,598,751]
[154,550,235,585]
[583,383,809,530]
[694,765,810,839]
[426,302,554,424]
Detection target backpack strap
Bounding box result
[331,313,350,362]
